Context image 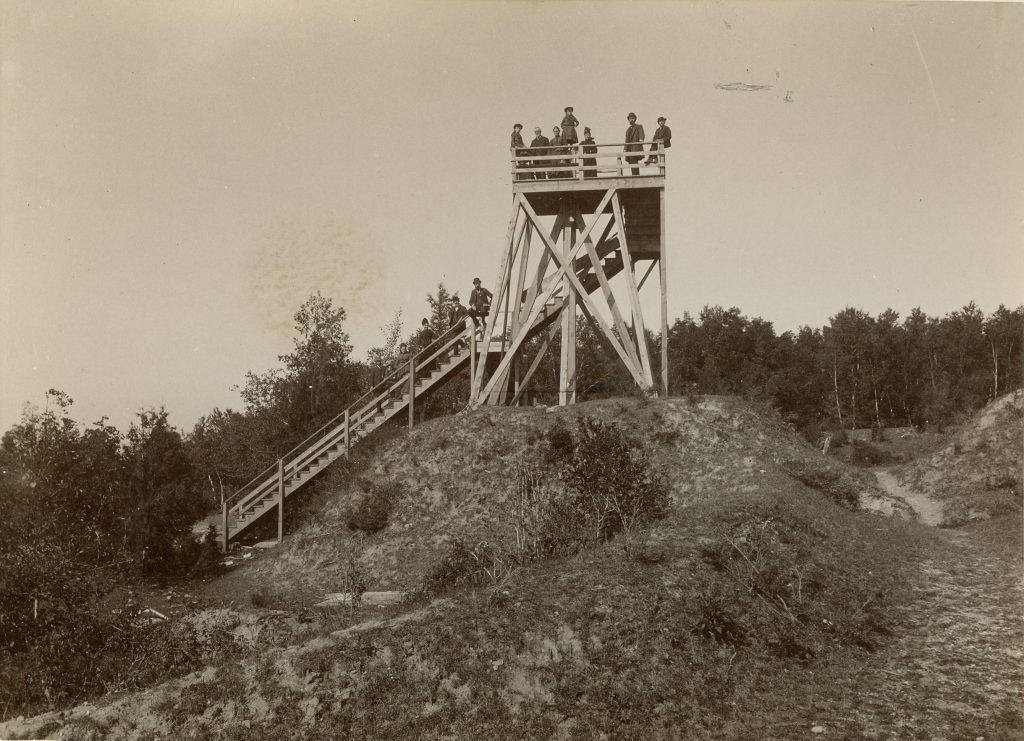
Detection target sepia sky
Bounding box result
[2,0,1022,432]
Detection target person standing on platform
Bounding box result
[511,123,528,180]
[560,107,579,144]
[468,278,493,336]
[581,127,597,179]
[550,126,569,179]
[646,116,671,165]
[623,112,645,176]
[530,127,550,180]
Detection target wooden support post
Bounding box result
[469,323,477,402]
[559,209,577,406]
[221,500,228,553]
[610,192,654,388]
[472,196,524,400]
[408,358,416,429]
[277,458,284,545]
[344,409,350,450]
[660,187,669,396]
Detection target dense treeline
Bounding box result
[661,302,1023,435]
[510,300,1022,438]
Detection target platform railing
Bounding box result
[510,141,666,182]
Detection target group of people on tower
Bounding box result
[511,109,671,179]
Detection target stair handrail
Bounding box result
[224,321,472,514]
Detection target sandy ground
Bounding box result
[874,468,946,526]
[816,521,1024,738]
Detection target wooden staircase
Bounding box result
[220,322,475,547]
[220,224,643,548]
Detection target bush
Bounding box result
[563,417,670,540]
[339,550,368,609]
[423,539,509,595]
[543,423,574,465]
[782,460,859,510]
[699,513,891,657]
[849,439,898,467]
[506,465,589,562]
[506,420,671,565]
[346,479,402,533]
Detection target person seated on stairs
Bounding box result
[468,278,492,339]
[448,299,470,351]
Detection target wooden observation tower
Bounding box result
[469,138,669,407]
[219,136,669,549]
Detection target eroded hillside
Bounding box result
[5,396,1020,740]
[899,389,1023,526]
[250,396,897,593]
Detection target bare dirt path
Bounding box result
[819,520,1024,739]
[817,465,1023,738]
[874,467,946,526]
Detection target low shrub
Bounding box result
[250,586,273,608]
[346,479,403,534]
[782,461,859,509]
[562,417,671,541]
[543,423,575,465]
[339,550,368,609]
[699,511,892,657]
[506,465,589,562]
[849,439,898,467]
[423,539,510,595]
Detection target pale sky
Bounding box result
[2,0,1022,432]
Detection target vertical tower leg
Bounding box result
[559,204,577,405]
[660,188,669,396]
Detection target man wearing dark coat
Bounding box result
[581,127,597,179]
[511,123,529,180]
[468,277,493,334]
[530,127,550,180]
[646,116,672,165]
[623,112,645,176]
[560,107,579,144]
[550,126,569,179]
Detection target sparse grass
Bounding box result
[6,396,1020,740]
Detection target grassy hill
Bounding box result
[3,395,1020,740]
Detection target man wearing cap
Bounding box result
[468,278,493,334]
[581,127,597,179]
[560,107,579,144]
[529,126,550,180]
[623,112,645,176]
[646,116,672,165]
[511,123,528,180]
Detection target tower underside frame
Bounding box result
[469,183,667,408]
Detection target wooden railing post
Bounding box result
[408,358,416,429]
[470,322,477,403]
[344,409,350,451]
[221,500,228,553]
[277,458,284,544]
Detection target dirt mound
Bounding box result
[899,390,1023,526]
[8,396,1018,739]
[246,396,896,594]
